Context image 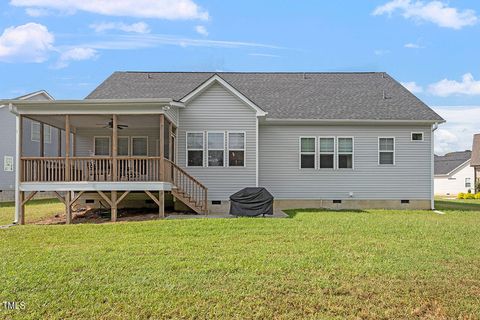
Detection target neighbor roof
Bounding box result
[471,134,480,167]
[435,150,472,175]
[87,72,444,122]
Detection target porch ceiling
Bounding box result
[26,114,163,130]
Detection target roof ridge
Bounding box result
[116,71,385,75]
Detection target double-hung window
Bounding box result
[378,137,395,165]
[118,137,130,156]
[228,132,245,167]
[208,132,225,167]
[300,137,316,169]
[465,178,471,188]
[94,137,111,156]
[187,132,204,167]
[319,137,335,169]
[337,137,353,169]
[131,137,148,156]
[31,122,52,143]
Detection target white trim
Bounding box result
[17,90,54,101]
[318,136,335,170]
[299,136,317,169]
[255,117,259,187]
[131,136,149,156]
[93,136,111,156]
[179,74,268,117]
[411,132,424,142]
[263,118,445,125]
[337,136,354,170]
[186,131,205,167]
[378,137,396,166]
[206,131,226,167]
[431,123,438,210]
[118,136,130,156]
[20,181,172,192]
[227,131,246,167]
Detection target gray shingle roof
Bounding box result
[86,72,444,121]
[471,134,480,167]
[435,150,471,175]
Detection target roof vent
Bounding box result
[148,73,153,79]
[382,90,391,100]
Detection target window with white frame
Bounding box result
[300,137,316,169]
[31,122,52,143]
[411,132,424,141]
[465,178,472,188]
[118,137,130,156]
[228,132,245,167]
[131,137,148,156]
[187,132,204,167]
[94,137,111,156]
[337,137,353,169]
[379,137,395,165]
[319,137,335,169]
[208,132,225,167]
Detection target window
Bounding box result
[118,137,129,156]
[94,137,111,156]
[379,137,395,165]
[319,137,335,169]
[31,122,51,143]
[337,137,353,169]
[187,132,204,167]
[411,132,424,141]
[228,132,245,167]
[208,132,225,167]
[300,137,316,169]
[131,137,148,156]
[465,178,471,188]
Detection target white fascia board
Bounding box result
[179,74,268,117]
[262,118,444,125]
[18,90,54,101]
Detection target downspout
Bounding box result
[11,104,21,224]
[431,123,439,210]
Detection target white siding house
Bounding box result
[434,151,474,196]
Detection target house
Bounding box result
[434,151,474,196]
[0,90,60,202]
[3,72,445,224]
[471,134,480,193]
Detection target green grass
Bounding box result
[435,198,480,211]
[0,199,64,226]
[0,201,479,319]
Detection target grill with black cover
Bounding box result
[229,187,274,217]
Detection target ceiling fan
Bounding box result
[96,118,129,130]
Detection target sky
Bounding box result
[0,0,479,155]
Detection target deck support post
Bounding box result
[159,114,165,179]
[19,191,25,225]
[159,191,165,218]
[111,191,117,222]
[65,191,72,224]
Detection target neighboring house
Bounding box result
[3,72,445,224]
[0,90,59,202]
[471,134,480,193]
[434,151,474,196]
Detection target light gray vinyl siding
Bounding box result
[75,128,160,157]
[259,124,432,200]
[177,83,257,200]
[164,106,179,126]
[0,107,16,190]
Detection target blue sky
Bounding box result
[0,0,479,153]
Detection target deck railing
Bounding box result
[21,157,163,183]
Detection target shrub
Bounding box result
[457,192,465,199]
[475,193,480,200]
[464,193,475,199]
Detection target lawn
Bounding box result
[0,201,479,319]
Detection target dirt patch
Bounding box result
[35,208,197,225]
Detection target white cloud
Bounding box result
[404,42,424,48]
[373,0,478,29]
[401,81,423,93]
[428,73,480,96]
[54,47,98,69]
[90,22,150,34]
[25,7,49,16]
[195,25,208,36]
[10,0,209,20]
[0,22,54,63]
[433,106,480,154]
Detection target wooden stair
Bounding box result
[164,159,208,214]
